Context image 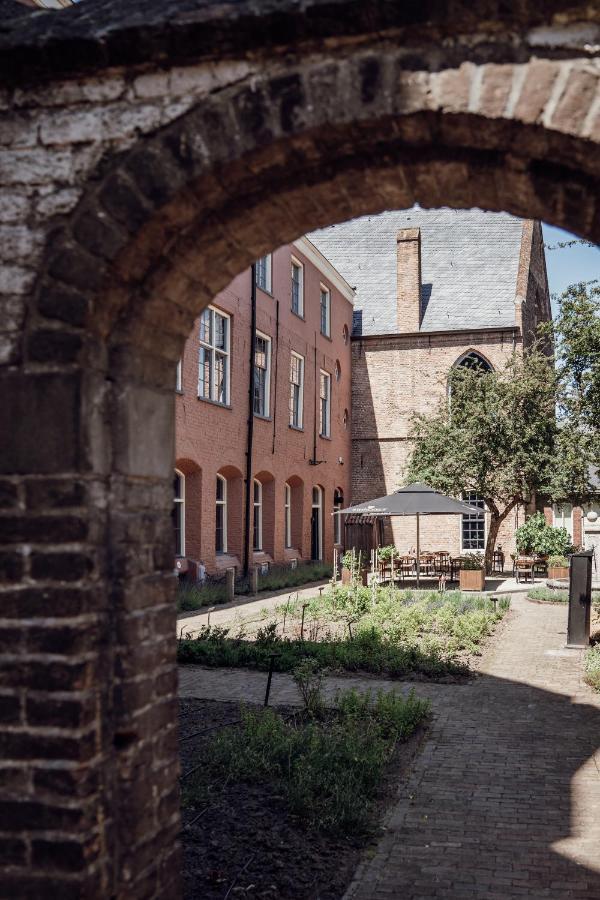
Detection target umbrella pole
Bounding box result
[416,513,420,589]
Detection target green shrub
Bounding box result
[583,645,600,692]
[527,587,568,603]
[548,555,569,568]
[515,512,573,556]
[183,688,430,834]
[460,553,485,570]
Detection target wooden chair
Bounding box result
[399,556,415,580]
[515,556,535,583]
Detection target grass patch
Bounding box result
[527,587,569,603]
[182,686,430,834]
[583,645,600,692]
[178,589,510,678]
[527,587,600,605]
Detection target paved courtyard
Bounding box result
[178,594,600,899]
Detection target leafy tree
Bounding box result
[406,349,559,574]
[547,281,600,501]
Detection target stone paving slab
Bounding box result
[178,593,600,899]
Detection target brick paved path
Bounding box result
[179,595,600,899]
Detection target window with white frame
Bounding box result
[320,285,331,337]
[176,359,182,392]
[255,255,272,293]
[319,370,331,437]
[198,306,230,405]
[215,475,227,553]
[253,332,271,417]
[174,470,185,557]
[333,488,344,545]
[291,257,304,317]
[461,492,486,551]
[284,483,292,549]
[253,479,263,551]
[289,352,304,429]
[553,503,574,539]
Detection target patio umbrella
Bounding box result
[336,483,481,587]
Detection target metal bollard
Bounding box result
[567,550,593,648]
[226,567,235,602]
[264,653,279,706]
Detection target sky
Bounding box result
[542,223,599,310]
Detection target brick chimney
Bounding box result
[396,228,422,332]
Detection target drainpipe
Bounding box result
[243,265,257,578]
[311,339,318,465]
[271,300,280,455]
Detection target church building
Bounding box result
[311,208,551,557]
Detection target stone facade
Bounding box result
[0,1,598,897]
[174,240,352,576]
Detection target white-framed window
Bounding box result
[253,332,272,417]
[461,492,486,551]
[289,351,304,429]
[174,470,185,557]
[198,306,230,405]
[255,255,272,293]
[333,488,344,545]
[319,370,331,438]
[253,479,263,551]
[553,504,574,539]
[176,359,183,392]
[291,257,304,317]
[216,474,227,554]
[284,483,292,549]
[320,284,331,337]
[311,486,323,561]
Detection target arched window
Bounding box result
[284,483,292,549]
[333,488,344,545]
[216,475,227,553]
[457,351,492,373]
[173,470,185,557]
[253,479,263,551]
[311,486,323,561]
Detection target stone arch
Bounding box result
[2,7,600,899]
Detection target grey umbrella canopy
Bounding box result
[338,483,481,517]
[337,483,482,586]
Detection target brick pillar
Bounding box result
[0,346,181,898]
[396,228,422,333]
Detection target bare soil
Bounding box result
[179,698,426,900]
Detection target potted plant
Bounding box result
[548,554,569,580]
[459,552,486,592]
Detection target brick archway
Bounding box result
[1,3,600,897]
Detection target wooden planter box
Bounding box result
[548,566,569,580]
[459,568,486,592]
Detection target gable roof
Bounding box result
[309,208,525,336]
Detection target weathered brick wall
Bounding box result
[0,3,598,896]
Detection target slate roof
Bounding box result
[309,208,525,336]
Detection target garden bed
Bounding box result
[177,562,332,613]
[178,587,510,680]
[179,691,429,899]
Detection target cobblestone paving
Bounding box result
[178,595,600,899]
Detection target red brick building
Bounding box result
[174,239,353,575]
[311,209,552,558]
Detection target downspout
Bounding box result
[271,300,280,455]
[243,265,257,578]
[311,338,318,464]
